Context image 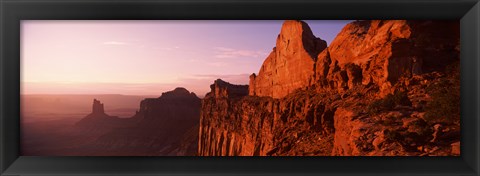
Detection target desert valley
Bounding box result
[21,20,460,156]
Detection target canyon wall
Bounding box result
[249,20,327,99]
[313,20,460,96]
[199,80,336,156]
[199,20,460,156]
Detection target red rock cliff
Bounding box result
[199,20,460,156]
[199,80,336,156]
[249,20,327,99]
[314,20,460,96]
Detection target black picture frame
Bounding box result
[1,0,479,175]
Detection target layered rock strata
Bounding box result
[199,20,460,156]
[313,20,460,96]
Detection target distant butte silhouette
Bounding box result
[73,87,201,156]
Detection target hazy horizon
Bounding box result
[21,92,202,98]
[20,20,462,157]
[21,20,352,96]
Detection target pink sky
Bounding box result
[21,20,351,96]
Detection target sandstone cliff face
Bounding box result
[330,70,460,156]
[314,20,460,96]
[200,20,460,156]
[199,80,336,156]
[249,20,327,99]
[206,79,249,99]
[201,74,460,156]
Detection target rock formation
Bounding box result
[92,99,105,114]
[205,79,248,99]
[313,20,460,96]
[135,87,201,122]
[75,99,136,131]
[199,80,336,156]
[75,88,201,156]
[249,20,327,99]
[199,20,460,156]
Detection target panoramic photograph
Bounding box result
[21,20,460,156]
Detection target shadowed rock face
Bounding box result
[92,99,105,115]
[200,20,460,156]
[75,99,137,131]
[136,87,201,122]
[249,20,327,99]
[159,87,198,100]
[74,88,201,156]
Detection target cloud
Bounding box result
[103,41,128,45]
[208,62,228,67]
[157,46,181,51]
[213,47,235,52]
[187,59,198,62]
[176,74,250,97]
[187,74,250,84]
[213,47,268,59]
[22,82,173,96]
[22,74,251,98]
[190,74,248,79]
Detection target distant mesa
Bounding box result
[88,87,201,156]
[136,87,201,120]
[159,87,198,100]
[73,87,201,156]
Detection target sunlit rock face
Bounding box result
[313,20,460,96]
[249,20,327,99]
[199,79,337,156]
[200,20,460,156]
[205,79,248,99]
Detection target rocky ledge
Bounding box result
[199,20,460,156]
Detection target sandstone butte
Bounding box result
[75,87,201,156]
[199,20,460,156]
[75,99,138,130]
